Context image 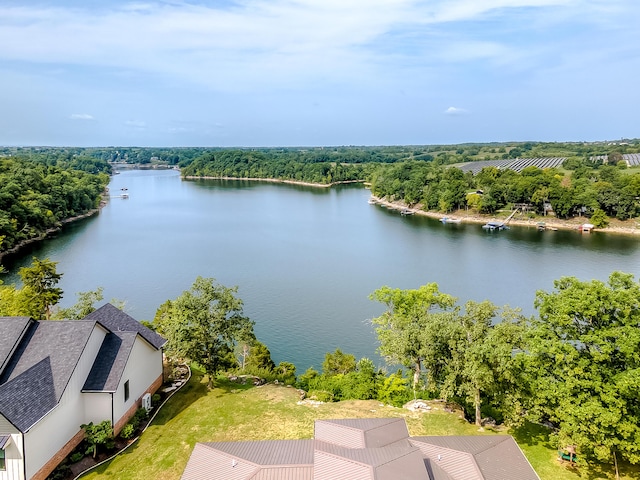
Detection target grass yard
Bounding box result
[81,369,639,480]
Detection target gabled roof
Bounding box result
[82,331,138,392]
[0,317,32,374]
[0,320,97,431]
[85,304,166,350]
[410,436,540,480]
[0,357,57,432]
[0,435,10,449]
[181,440,314,480]
[182,419,540,480]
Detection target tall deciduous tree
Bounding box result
[18,257,63,320]
[528,272,640,471]
[154,276,254,387]
[370,283,457,390]
[445,301,526,426]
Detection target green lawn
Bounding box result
[81,370,639,480]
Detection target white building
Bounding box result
[0,304,166,480]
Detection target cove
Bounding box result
[2,169,639,371]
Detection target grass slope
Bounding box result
[81,370,639,480]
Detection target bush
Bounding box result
[70,451,84,463]
[308,390,334,402]
[377,373,412,407]
[132,407,148,429]
[120,423,135,439]
[590,208,609,228]
[152,393,161,406]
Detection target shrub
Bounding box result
[377,373,412,407]
[152,393,161,406]
[132,407,148,429]
[308,390,334,402]
[120,423,135,439]
[81,420,115,458]
[70,452,84,463]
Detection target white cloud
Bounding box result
[444,106,469,115]
[70,113,94,120]
[125,120,147,128]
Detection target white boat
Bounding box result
[440,217,461,224]
[368,198,377,205]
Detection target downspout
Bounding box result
[111,392,115,436]
[22,433,26,480]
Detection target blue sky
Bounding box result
[0,0,638,147]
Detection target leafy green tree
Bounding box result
[154,276,255,387]
[245,340,276,371]
[590,208,610,228]
[322,348,356,375]
[0,284,40,318]
[528,273,640,470]
[53,287,104,320]
[370,283,457,390]
[18,257,63,320]
[445,301,526,426]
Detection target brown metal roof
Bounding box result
[315,417,410,449]
[410,436,540,480]
[202,439,314,466]
[183,420,540,480]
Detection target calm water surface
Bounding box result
[3,170,639,370]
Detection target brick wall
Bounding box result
[31,429,85,480]
[113,374,163,435]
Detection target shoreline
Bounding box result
[182,175,364,188]
[0,195,107,263]
[370,196,640,236]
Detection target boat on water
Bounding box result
[400,208,415,216]
[368,198,377,205]
[440,217,462,224]
[482,221,508,231]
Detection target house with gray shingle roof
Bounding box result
[181,418,540,480]
[0,304,166,480]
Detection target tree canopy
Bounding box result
[154,276,255,387]
[527,272,640,467]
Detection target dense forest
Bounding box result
[0,154,110,254]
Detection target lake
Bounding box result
[2,169,639,371]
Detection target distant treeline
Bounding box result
[0,155,110,253]
[370,158,640,221]
[180,150,378,184]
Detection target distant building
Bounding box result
[181,417,540,480]
[0,304,166,480]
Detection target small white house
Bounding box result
[0,304,166,480]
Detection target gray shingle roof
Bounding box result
[0,320,96,432]
[85,304,166,350]
[83,331,137,392]
[0,357,57,432]
[0,435,9,449]
[0,317,32,374]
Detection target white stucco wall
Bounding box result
[82,393,113,427]
[112,339,162,425]
[23,325,108,479]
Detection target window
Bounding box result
[124,380,130,402]
[0,448,5,471]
